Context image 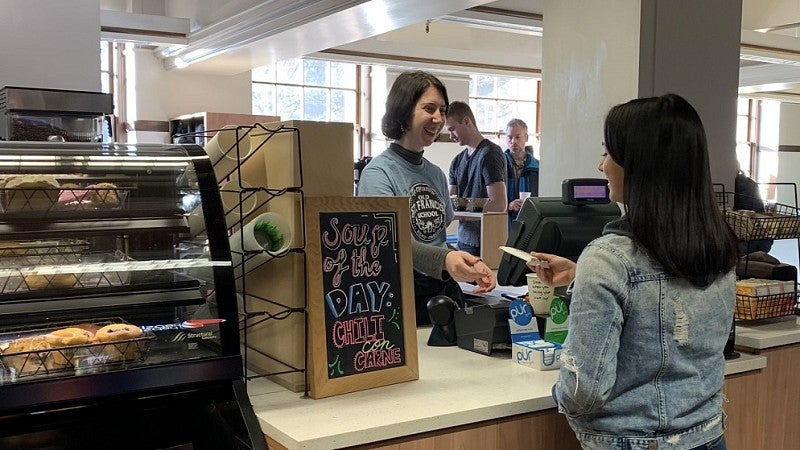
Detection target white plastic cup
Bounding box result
[228,212,293,271]
[519,192,532,201]
[203,125,251,180]
[526,273,555,314]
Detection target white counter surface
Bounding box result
[736,315,800,349]
[248,328,766,450]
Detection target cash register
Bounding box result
[447,179,620,356]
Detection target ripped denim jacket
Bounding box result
[553,220,735,450]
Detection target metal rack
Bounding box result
[722,182,800,320]
[177,123,310,394]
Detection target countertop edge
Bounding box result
[735,315,800,349]
[256,396,557,450]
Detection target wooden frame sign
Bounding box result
[305,196,418,399]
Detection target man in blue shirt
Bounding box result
[504,119,539,227]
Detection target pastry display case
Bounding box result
[0,141,265,449]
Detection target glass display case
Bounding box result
[0,141,264,449]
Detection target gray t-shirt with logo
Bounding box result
[357,145,454,247]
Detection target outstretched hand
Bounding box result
[527,252,576,287]
[445,251,496,293]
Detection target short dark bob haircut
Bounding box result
[382,71,449,140]
[603,93,737,285]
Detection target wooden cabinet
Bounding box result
[268,409,581,450]
[726,343,800,449]
[169,111,279,144]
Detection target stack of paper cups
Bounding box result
[229,212,293,271]
[204,125,251,181]
[187,178,259,237]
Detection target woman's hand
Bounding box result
[445,251,497,293]
[527,252,576,287]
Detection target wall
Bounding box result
[776,102,800,206]
[0,0,100,91]
[540,0,740,196]
[131,47,253,120]
[127,47,254,142]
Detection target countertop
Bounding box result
[247,328,766,450]
[736,315,800,350]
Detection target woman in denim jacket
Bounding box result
[529,94,738,450]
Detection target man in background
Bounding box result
[504,118,539,227]
[446,101,507,257]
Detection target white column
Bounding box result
[540,0,742,195]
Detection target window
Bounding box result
[469,75,539,153]
[100,41,122,142]
[252,59,358,123]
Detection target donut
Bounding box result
[24,273,78,290]
[2,336,52,375]
[45,327,94,366]
[1,175,60,212]
[96,323,143,361]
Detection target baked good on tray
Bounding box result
[2,335,52,375]
[45,327,94,366]
[24,273,78,290]
[96,323,144,361]
[0,175,60,212]
[86,182,120,207]
[57,182,120,210]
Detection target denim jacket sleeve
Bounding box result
[553,240,629,417]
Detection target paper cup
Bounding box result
[187,179,259,237]
[229,212,293,272]
[526,273,555,314]
[219,178,258,220]
[519,192,532,201]
[204,125,251,180]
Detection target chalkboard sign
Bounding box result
[305,197,418,399]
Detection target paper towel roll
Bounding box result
[204,125,251,180]
[229,212,292,271]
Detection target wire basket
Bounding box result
[0,249,132,293]
[724,202,800,240]
[735,285,798,320]
[0,184,130,217]
[0,318,154,382]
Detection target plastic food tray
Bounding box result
[0,318,154,382]
[735,290,798,320]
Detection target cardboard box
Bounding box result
[512,340,562,371]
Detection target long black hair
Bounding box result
[381,71,449,140]
[603,93,737,284]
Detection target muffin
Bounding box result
[1,175,60,212]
